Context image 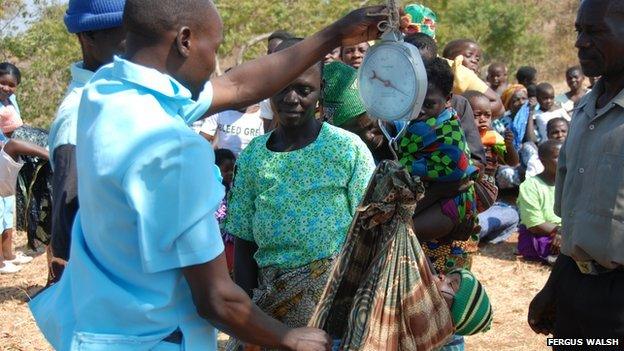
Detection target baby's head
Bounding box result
[464,90,492,132]
[215,148,236,187]
[486,63,508,90]
[419,57,454,120]
[436,268,493,336]
[538,139,562,176]
[442,39,482,73]
[516,66,538,88]
[536,83,556,112]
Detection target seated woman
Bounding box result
[493,84,542,189]
[225,39,375,350]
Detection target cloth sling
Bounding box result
[309,160,454,351]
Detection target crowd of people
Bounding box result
[0,0,621,350]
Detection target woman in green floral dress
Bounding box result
[225,40,375,349]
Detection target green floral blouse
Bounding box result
[225,123,375,269]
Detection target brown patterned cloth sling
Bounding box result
[308,160,454,351]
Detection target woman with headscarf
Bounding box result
[493,84,542,189]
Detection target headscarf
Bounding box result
[0,104,23,134]
[501,84,527,111]
[322,62,367,126]
[403,3,438,39]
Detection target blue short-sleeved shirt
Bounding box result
[30,57,224,351]
[48,61,94,168]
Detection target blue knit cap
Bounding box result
[64,0,126,34]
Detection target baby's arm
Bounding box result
[502,130,520,166]
[413,203,455,241]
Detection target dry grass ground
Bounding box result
[1,231,550,351]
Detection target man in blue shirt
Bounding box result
[47,0,127,284]
[30,0,390,350]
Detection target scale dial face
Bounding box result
[358,41,427,122]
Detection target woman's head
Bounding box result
[501,84,528,114]
[322,61,386,153]
[270,38,323,129]
[0,62,21,101]
[420,57,454,120]
[565,66,585,93]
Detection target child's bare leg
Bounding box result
[413,204,455,241]
[1,229,15,260]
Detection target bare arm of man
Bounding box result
[207,6,387,115]
[184,254,330,351]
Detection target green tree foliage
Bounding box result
[0,0,576,129]
[422,0,545,74]
[2,4,80,129]
[215,0,372,67]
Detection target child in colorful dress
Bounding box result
[215,148,236,273]
[397,58,479,273]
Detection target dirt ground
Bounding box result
[1,231,550,351]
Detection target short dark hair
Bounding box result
[527,84,538,98]
[123,0,211,42]
[404,32,438,63]
[268,30,294,43]
[463,90,488,102]
[536,82,554,96]
[442,39,477,60]
[565,65,583,77]
[0,62,21,84]
[516,66,537,84]
[426,57,454,97]
[538,139,562,159]
[488,62,507,74]
[215,148,236,166]
[546,117,569,134]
